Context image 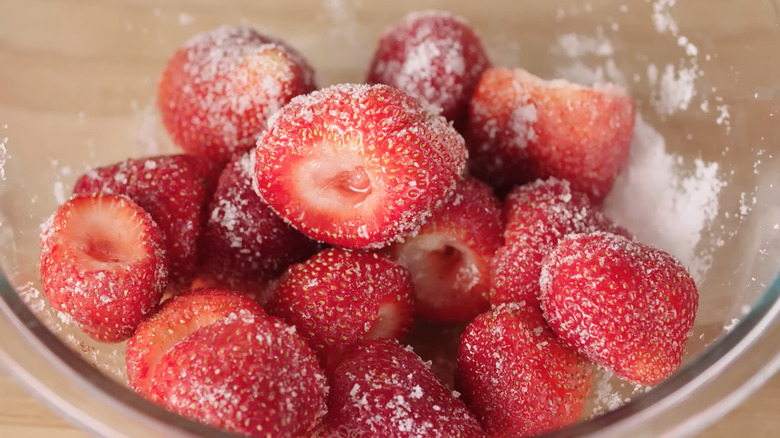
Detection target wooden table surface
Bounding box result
[1,366,778,437]
[2,0,780,437]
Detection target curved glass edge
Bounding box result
[0,272,241,438]
[2,262,780,438]
[542,268,780,438]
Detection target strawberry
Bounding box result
[266,248,415,373]
[74,154,211,287]
[455,303,593,437]
[149,308,327,437]
[254,83,467,249]
[490,178,628,308]
[39,194,168,342]
[158,26,316,165]
[540,231,698,386]
[197,151,321,299]
[367,10,491,129]
[466,67,635,201]
[323,339,484,438]
[126,288,265,396]
[387,177,502,323]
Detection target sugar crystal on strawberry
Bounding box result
[127,289,327,437]
[74,154,212,287]
[197,151,321,300]
[158,26,316,165]
[40,194,168,342]
[455,303,593,437]
[368,10,491,130]
[323,339,484,437]
[466,67,635,201]
[254,83,467,249]
[266,247,415,373]
[387,176,502,323]
[539,231,698,385]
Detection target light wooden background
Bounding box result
[1,0,779,436]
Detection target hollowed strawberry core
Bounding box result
[294,152,383,217]
[400,234,479,294]
[65,199,148,271]
[397,232,489,322]
[328,166,373,204]
[368,302,403,339]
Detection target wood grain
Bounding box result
[2,366,779,437]
[1,1,779,437]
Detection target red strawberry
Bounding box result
[455,303,593,437]
[158,26,316,165]
[367,10,490,129]
[254,83,467,249]
[198,151,321,299]
[323,339,484,438]
[266,248,415,373]
[150,308,327,437]
[387,177,502,323]
[490,178,628,308]
[466,67,635,201]
[126,288,265,396]
[39,194,168,342]
[74,154,211,287]
[540,232,698,385]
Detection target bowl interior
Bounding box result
[2,0,780,435]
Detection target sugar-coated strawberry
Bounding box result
[490,178,627,308]
[74,154,211,286]
[387,177,502,323]
[266,248,414,373]
[367,10,490,129]
[254,83,467,249]
[126,288,265,396]
[466,67,635,201]
[198,151,321,299]
[455,303,593,437]
[539,232,698,386]
[323,339,484,438]
[40,194,168,342]
[158,26,316,165]
[150,311,327,437]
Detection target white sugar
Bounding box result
[604,116,724,282]
[654,64,696,115]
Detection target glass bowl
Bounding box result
[2,0,780,437]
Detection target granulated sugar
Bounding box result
[604,116,723,283]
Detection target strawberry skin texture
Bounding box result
[324,339,484,438]
[491,178,627,308]
[126,288,266,396]
[198,151,321,299]
[266,247,415,373]
[151,312,328,438]
[466,67,635,202]
[158,26,316,165]
[455,303,593,437]
[539,232,698,386]
[367,10,491,129]
[388,176,503,323]
[74,154,211,287]
[254,83,467,249]
[40,194,168,343]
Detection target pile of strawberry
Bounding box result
[38,11,698,438]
